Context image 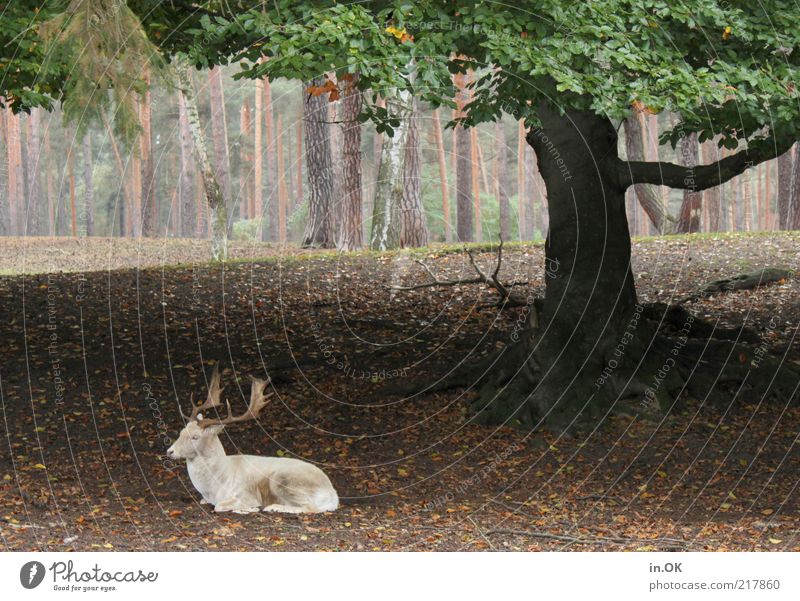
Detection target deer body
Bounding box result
[167,369,338,514]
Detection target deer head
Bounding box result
[167,366,272,461]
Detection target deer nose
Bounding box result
[166,447,176,458]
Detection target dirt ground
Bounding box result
[0,232,798,551]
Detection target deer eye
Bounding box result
[191,435,200,441]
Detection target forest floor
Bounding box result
[0,231,798,551]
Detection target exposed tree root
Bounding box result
[679,267,793,303]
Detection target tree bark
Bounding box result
[471,127,482,241]
[81,133,94,236]
[675,132,702,233]
[776,145,794,230]
[495,121,510,242]
[140,81,158,236]
[263,72,277,241]
[432,109,452,242]
[400,96,428,248]
[369,90,411,250]
[516,120,525,240]
[302,78,335,248]
[791,144,800,229]
[337,73,364,251]
[253,77,263,225]
[25,108,41,236]
[208,66,232,235]
[0,109,9,236]
[276,115,288,243]
[701,140,722,232]
[454,71,473,242]
[239,97,253,221]
[175,59,228,260]
[623,114,670,233]
[177,91,196,237]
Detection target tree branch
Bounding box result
[617,136,796,191]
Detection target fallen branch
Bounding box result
[385,240,529,307]
[680,267,792,303]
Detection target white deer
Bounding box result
[167,367,338,514]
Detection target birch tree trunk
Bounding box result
[302,78,335,248]
[369,90,411,250]
[208,66,232,235]
[400,96,428,248]
[175,59,228,260]
[337,73,364,251]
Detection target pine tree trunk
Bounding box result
[0,109,12,236]
[454,71,473,242]
[337,73,364,251]
[791,144,800,229]
[295,118,303,212]
[253,77,263,226]
[239,98,252,221]
[263,73,277,241]
[208,66,232,236]
[6,109,23,235]
[177,91,196,237]
[432,109,452,242]
[471,127,482,242]
[776,144,794,230]
[400,97,428,248]
[176,59,228,260]
[675,132,702,233]
[82,133,94,236]
[302,78,335,248]
[517,120,525,240]
[370,90,411,251]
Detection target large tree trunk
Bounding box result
[776,145,794,230]
[400,97,428,248]
[175,59,228,260]
[177,91,196,237]
[675,132,702,233]
[81,133,94,236]
[495,121,510,242]
[369,90,411,250]
[337,73,363,251]
[302,78,335,248]
[623,114,670,233]
[701,139,722,232]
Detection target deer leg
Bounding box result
[214,498,258,513]
[262,504,306,514]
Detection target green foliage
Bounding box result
[232,218,260,241]
[39,0,165,148]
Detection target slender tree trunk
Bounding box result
[140,82,158,236]
[495,121,510,242]
[337,73,364,251]
[370,90,412,251]
[432,109,452,242]
[263,72,277,241]
[276,115,288,243]
[239,98,253,221]
[208,66,232,236]
[176,59,228,260]
[253,77,263,225]
[764,157,773,229]
[517,120,525,240]
[470,127,482,242]
[177,91,196,237]
[66,133,77,237]
[777,145,794,230]
[295,118,303,212]
[6,109,23,235]
[454,71,473,242]
[0,109,9,235]
[400,96,428,248]
[81,133,94,236]
[675,132,702,233]
[25,108,42,235]
[302,78,335,248]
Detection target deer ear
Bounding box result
[205,424,225,436]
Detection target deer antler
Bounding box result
[197,376,272,429]
[179,365,225,422]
